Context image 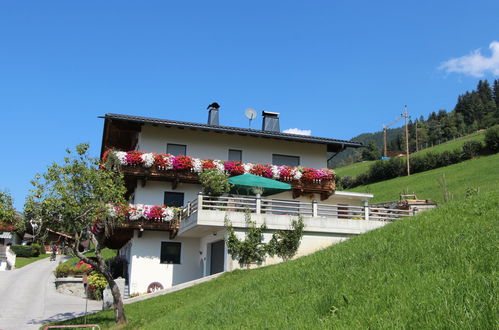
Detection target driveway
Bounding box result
[0,256,102,330]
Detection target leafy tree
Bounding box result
[0,191,17,227]
[225,212,267,267]
[25,144,128,324]
[361,141,380,161]
[267,217,304,261]
[199,169,231,196]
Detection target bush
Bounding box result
[484,126,499,152]
[30,243,42,257]
[87,271,108,300]
[338,176,355,189]
[10,245,33,257]
[54,262,92,277]
[368,158,404,182]
[462,141,483,159]
[199,169,231,196]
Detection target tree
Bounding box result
[361,141,380,161]
[267,217,304,261]
[25,144,128,324]
[0,191,16,227]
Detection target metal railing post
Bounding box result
[312,200,318,217]
[256,194,261,214]
[364,200,370,221]
[197,192,204,211]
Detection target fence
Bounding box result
[180,194,413,222]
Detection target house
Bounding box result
[100,108,412,295]
[0,223,20,271]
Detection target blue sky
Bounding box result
[1,1,498,209]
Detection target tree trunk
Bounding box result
[74,233,127,324]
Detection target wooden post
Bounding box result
[364,200,370,221]
[312,200,318,217]
[404,106,410,176]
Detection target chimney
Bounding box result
[207,102,220,125]
[262,111,280,132]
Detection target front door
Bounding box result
[210,240,225,275]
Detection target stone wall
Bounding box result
[54,277,86,298]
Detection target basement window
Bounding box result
[160,242,181,264]
[272,154,300,167]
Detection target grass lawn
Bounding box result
[63,248,117,266]
[15,253,50,268]
[49,190,498,329]
[335,130,486,178]
[346,153,499,204]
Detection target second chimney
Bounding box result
[262,111,280,132]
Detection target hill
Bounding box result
[51,190,498,329]
[345,153,499,204]
[335,130,486,179]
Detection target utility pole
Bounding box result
[403,106,410,176]
[415,122,419,152]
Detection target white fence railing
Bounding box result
[180,194,413,222]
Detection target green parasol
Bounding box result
[228,173,291,196]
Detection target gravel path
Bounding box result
[0,256,101,330]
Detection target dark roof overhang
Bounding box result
[100,113,362,154]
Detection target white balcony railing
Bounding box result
[180,194,413,222]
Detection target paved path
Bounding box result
[0,256,101,330]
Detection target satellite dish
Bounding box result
[245,108,257,128]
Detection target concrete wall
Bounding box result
[227,230,352,271]
[138,124,327,168]
[128,230,203,294]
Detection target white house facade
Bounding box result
[100,109,411,295]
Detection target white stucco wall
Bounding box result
[128,230,203,294]
[134,181,202,206]
[137,124,327,168]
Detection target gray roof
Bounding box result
[102,113,362,152]
[0,232,12,239]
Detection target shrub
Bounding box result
[10,245,33,257]
[484,126,499,152]
[339,176,355,189]
[87,271,108,300]
[53,262,92,277]
[353,172,369,187]
[368,158,404,182]
[462,141,483,159]
[30,243,42,257]
[199,168,231,196]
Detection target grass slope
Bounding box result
[335,130,486,178]
[52,191,498,329]
[15,253,49,268]
[347,153,499,204]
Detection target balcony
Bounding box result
[178,194,413,237]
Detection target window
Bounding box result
[164,192,184,207]
[160,242,181,264]
[272,154,300,167]
[228,149,242,162]
[167,143,186,156]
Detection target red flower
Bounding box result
[278,166,294,180]
[202,159,216,170]
[224,161,245,176]
[125,151,144,165]
[154,153,170,167]
[301,168,319,182]
[172,155,193,170]
[250,164,273,178]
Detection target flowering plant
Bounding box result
[105,150,335,185]
[250,163,273,178]
[224,161,245,176]
[172,155,193,170]
[125,151,144,165]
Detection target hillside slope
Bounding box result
[52,191,498,329]
[346,153,499,204]
[335,130,486,179]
